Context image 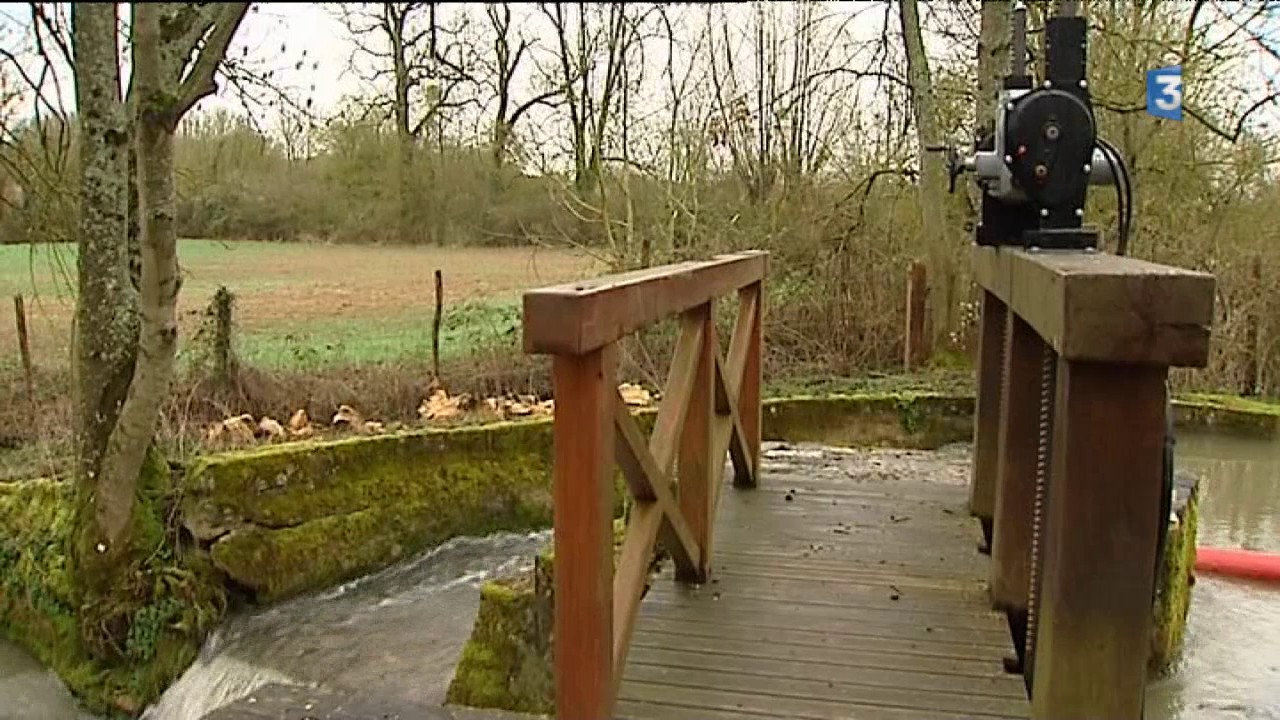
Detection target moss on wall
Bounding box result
[763,392,975,449]
[1150,472,1200,677]
[0,472,226,718]
[1172,394,1280,438]
[184,420,565,603]
[444,575,553,715]
[445,520,628,715]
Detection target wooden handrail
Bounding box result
[969,245,1215,719]
[524,252,767,719]
[523,250,768,355]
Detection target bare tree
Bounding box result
[900,0,952,351]
[540,2,632,195]
[338,2,476,242]
[481,3,565,170]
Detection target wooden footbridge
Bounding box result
[521,246,1214,720]
[210,246,1213,720]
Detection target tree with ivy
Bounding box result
[68,2,248,710]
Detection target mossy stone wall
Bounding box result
[0,389,1268,716]
[184,420,554,603]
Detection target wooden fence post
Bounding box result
[1243,254,1261,396]
[678,302,715,581]
[13,294,34,409]
[738,283,763,481]
[432,269,443,380]
[552,345,617,719]
[905,261,928,370]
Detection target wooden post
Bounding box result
[551,345,617,720]
[13,294,34,409]
[432,269,443,380]
[1243,254,1261,396]
[678,301,715,581]
[1030,359,1167,719]
[905,261,928,370]
[969,290,1007,545]
[737,283,763,482]
[990,314,1042,615]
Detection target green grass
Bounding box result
[213,299,522,371]
[2,240,561,373]
[0,239,333,299]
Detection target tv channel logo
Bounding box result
[1146,66,1183,121]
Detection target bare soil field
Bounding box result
[0,241,603,368]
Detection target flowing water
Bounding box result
[2,430,1279,719]
[1146,431,1280,720]
[0,529,550,720]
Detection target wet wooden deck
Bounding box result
[615,443,1030,720]
[207,442,1027,720]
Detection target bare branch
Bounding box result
[171,3,249,119]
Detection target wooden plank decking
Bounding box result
[207,441,1027,720]
[615,442,1030,720]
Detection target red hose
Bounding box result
[1195,547,1280,582]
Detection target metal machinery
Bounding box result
[943,2,1167,702]
[947,2,1131,254]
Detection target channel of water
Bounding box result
[2,430,1277,719]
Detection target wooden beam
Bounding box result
[719,286,760,487]
[971,246,1214,367]
[551,346,617,720]
[523,251,768,355]
[713,354,754,492]
[969,291,1007,532]
[677,303,715,582]
[610,500,662,700]
[737,283,763,484]
[650,311,705,474]
[990,315,1043,615]
[1030,359,1167,719]
[613,395,702,576]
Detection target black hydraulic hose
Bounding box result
[1096,137,1133,256]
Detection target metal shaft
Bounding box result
[1011,2,1028,80]
[1024,343,1056,693]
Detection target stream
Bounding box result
[2,430,1278,719]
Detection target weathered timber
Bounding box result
[1030,360,1167,719]
[615,444,1029,720]
[971,246,1214,367]
[522,251,767,355]
[969,291,1007,534]
[524,250,767,718]
[550,346,617,719]
[990,315,1042,614]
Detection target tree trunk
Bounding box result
[70,1,138,561]
[974,0,1010,214]
[899,0,952,353]
[92,2,183,552]
[392,8,414,244]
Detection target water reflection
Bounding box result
[1144,431,1280,720]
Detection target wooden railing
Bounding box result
[969,246,1215,719]
[523,251,767,719]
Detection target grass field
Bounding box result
[0,240,603,371]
